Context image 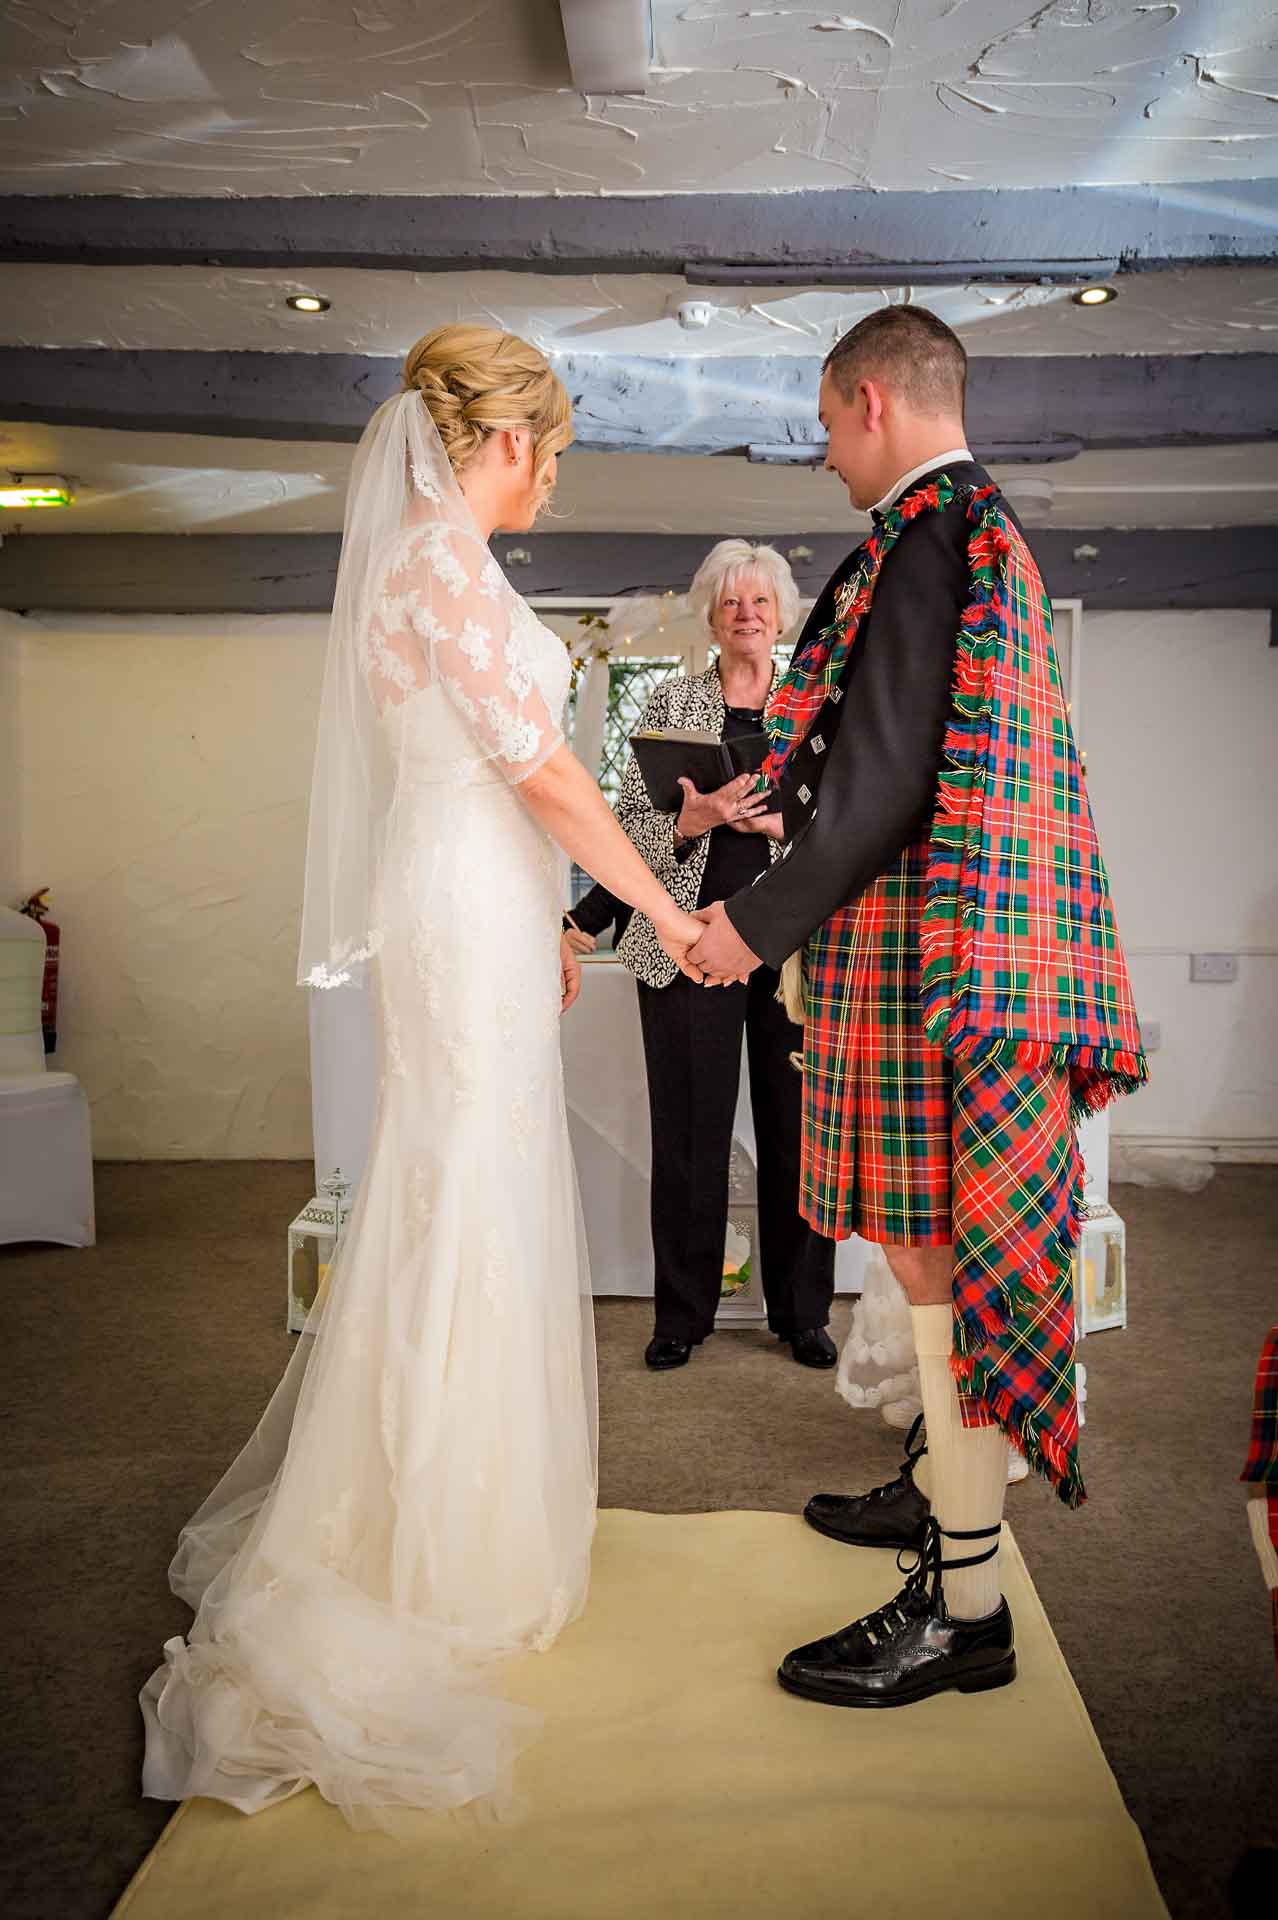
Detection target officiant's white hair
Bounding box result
[689,540,800,638]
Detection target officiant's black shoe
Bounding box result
[777,1518,1014,1708]
[788,1327,838,1369]
[803,1412,930,1549]
[645,1336,694,1370]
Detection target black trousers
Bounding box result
[636,966,837,1343]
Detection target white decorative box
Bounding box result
[286,1169,353,1334]
[1076,1199,1127,1336]
[715,1138,768,1327]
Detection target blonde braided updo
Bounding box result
[402,323,573,492]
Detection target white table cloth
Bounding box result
[308,985,377,1195]
[562,956,873,1297]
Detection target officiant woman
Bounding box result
[597,540,837,1373]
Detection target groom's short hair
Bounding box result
[823,306,967,417]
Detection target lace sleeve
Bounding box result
[363,523,564,782]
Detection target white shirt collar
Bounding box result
[872,448,973,517]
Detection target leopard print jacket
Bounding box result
[614,666,784,990]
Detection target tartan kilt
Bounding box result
[801,830,952,1245]
[802,829,1086,1489]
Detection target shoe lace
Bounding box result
[842,1515,1002,1651]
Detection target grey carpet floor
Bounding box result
[2,1162,1275,1920]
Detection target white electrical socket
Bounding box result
[1189,953,1239,984]
[1142,1021,1162,1052]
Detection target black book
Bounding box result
[629,727,774,814]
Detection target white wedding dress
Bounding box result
[140,511,598,1830]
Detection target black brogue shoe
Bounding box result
[777,1518,1015,1709]
[803,1412,931,1549]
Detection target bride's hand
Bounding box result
[559,934,582,1013]
[654,908,707,984]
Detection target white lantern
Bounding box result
[1075,1198,1127,1336]
[715,1138,768,1328]
[286,1168,353,1333]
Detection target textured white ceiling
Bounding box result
[2,0,1275,195]
[2,421,1273,533]
[6,261,1278,358]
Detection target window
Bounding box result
[594,652,686,807]
[536,603,702,804]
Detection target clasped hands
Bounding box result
[566,907,754,1001]
[686,898,762,987]
[564,772,772,1002]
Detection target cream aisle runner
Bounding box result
[114,1510,1167,1920]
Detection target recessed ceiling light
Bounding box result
[0,474,73,509]
[286,294,330,313]
[1072,285,1117,307]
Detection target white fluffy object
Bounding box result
[836,1245,920,1412]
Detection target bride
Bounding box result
[139,326,708,1829]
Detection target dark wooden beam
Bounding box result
[0,350,399,445]
[4,530,1275,616]
[1,181,1275,274]
[1,348,1274,455]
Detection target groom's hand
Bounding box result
[688,900,761,987]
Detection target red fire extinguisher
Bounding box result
[20,888,59,1054]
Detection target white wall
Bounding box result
[1081,609,1278,1153]
[14,613,322,1158]
[9,602,1277,1160]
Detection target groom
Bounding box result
[688,305,1145,1706]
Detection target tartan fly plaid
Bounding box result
[949,1052,1085,1497]
[918,502,1145,1107]
[764,475,1147,1505]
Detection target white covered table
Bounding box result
[561,956,874,1297]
